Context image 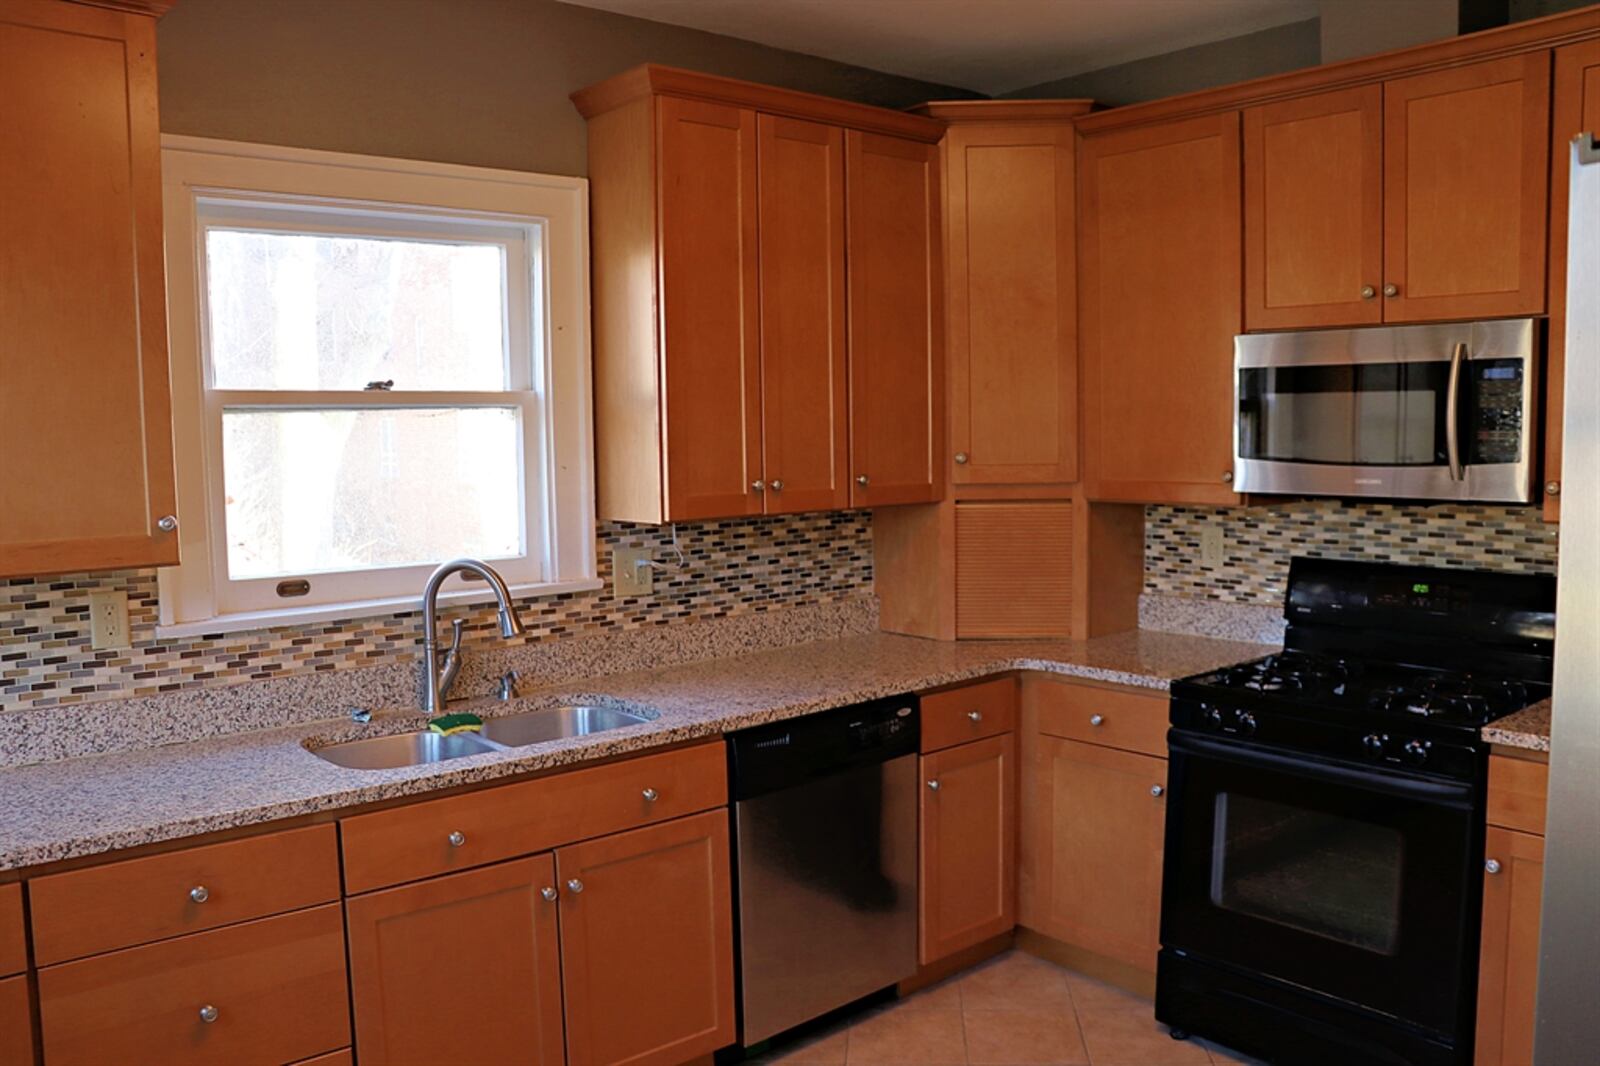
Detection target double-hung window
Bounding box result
[159,138,595,634]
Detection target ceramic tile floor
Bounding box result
[748,950,1270,1066]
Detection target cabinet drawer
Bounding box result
[342,741,728,894]
[37,903,350,1066]
[30,823,340,966]
[0,974,33,1066]
[0,882,25,977]
[1029,676,1168,758]
[1488,754,1548,835]
[921,676,1017,752]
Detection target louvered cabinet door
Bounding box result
[954,501,1072,638]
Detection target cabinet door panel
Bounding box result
[1545,40,1600,521]
[758,114,849,514]
[947,125,1077,484]
[0,1,178,576]
[345,856,565,1066]
[1475,827,1545,1066]
[1079,113,1243,504]
[846,131,943,507]
[1024,736,1167,972]
[1383,53,1550,322]
[0,975,33,1066]
[920,733,1016,964]
[557,811,736,1066]
[657,96,763,520]
[1244,85,1383,330]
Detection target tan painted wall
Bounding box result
[155,0,971,177]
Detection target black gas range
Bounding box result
[1156,557,1555,1066]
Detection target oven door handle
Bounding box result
[1167,729,1477,808]
[1446,341,1466,481]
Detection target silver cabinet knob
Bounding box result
[1151,785,1165,798]
[1360,285,1376,299]
[751,480,765,492]
[198,1004,219,1024]
[447,830,466,848]
[1485,858,1502,875]
[856,475,869,486]
[1089,714,1105,726]
[1222,470,1234,484]
[1383,283,1400,297]
[953,452,969,465]
[189,885,210,904]
[157,514,178,532]
[1546,480,1561,497]
[927,779,941,791]
[967,710,982,722]
[541,886,558,902]
[641,787,658,802]
[770,479,784,491]
[566,878,584,893]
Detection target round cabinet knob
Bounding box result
[1089,714,1105,727]
[447,830,466,848]
[1485,858,1502,875]
[541,886,558,902]
[189,885,210,904]
[927,779,941,791]
[1151,785,1165,798]
[1222,470,1234,484]
[954,452,969,465]
[967,710,983,722]
[566,878,585,894]
[770,479,784,491]
[641,787,659,802]
[751,479,766,492]
[856,475,870,487]
[157,514,178,533]
[1360,285,1377,299]
[1546,480,1562,497]
[1383,283,1400,297]
[198,1004,219,1024]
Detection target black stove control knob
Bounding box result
[1234,710,1258,736]
[1362,733,1387,760]
[1200,705,1224,731]
[1402,739,1432,766]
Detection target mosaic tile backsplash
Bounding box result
[1145,501,1559,607]
[1,513,873,712]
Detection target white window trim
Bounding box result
[158,136,596,637]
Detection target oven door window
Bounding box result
[1239,362,1450,466]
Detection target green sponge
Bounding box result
[429,712,484,736]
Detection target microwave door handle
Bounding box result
[1446,341,1466,481]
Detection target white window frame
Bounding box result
[158,136,596,636]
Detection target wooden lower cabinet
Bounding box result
[0,974,34,1066]
[556,810,736,1066]
[36,903,350,1065]
[291,1051,353,1066]
[920,733,1016,964]
[1476,825,1547,1066]
[345,856,565,1066]
[1022,735,1167,972]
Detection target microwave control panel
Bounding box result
[1469,359,1525,464]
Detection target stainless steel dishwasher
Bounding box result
[727,695,919,1047]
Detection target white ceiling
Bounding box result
[559,0,1322,95]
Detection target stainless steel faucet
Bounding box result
[420,559,526,716]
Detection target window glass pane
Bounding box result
[206,229,508,390]
[1211,793,1404,955]
[222,407,524,580]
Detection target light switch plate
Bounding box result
[1200,525,1226,568]
[88,589,130,649]
[612,548,654,597]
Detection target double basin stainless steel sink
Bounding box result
[310,703,652,770]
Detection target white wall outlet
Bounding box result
[88,589,130,649]
[612,548,654,597]
[1200,525,1226,568]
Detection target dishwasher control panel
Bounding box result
[727,694,919,800]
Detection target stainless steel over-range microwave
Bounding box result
[1233,318,1538,503]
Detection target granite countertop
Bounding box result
[1482,698,1552,753]
[0,629,1271,872]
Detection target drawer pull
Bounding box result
[567,878,584,894]
[198,1004,219,1024]
[541,886,558,902]
[927,779,941,791]
[1486,858,1502,875]
[1090,714,1105,727]
[1151,785,1165,798]
[447,831,466,848]
[189,885,210,904]
[641,787,659,802]
[967,710,983,722]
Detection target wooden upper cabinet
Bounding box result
[920,733,1017,964]
[757,115,849,514]
[1476,826,1545,1066]
[556,810,736,1066]
[656,97,764,522]
[943,118,1079,484]
[345,855,566,1066]
[1244,85,1384,330]
[1383,53,1551,322]
[1545,39,1600,520]
[0,0,178,577]
[1078,112,1243,505]
[847,131,944,508]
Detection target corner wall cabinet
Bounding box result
[574,66,945,523]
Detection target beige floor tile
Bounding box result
[1063,973,1209,1066]
[963,1008,1090,1065]
[756,1026,851,1065]
[958,951,1074,1011]
[846,1005,968,1065]
[898,977,964,1011]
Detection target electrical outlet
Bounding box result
[88,589,130,649]
[1200,525,1226,568]
[612,548,654,597]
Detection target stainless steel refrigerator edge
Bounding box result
[1536,133,1600,1064]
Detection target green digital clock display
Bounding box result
[1413,583,1431,595]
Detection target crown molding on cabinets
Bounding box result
[910,99,1095,124]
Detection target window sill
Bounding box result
[155,577,605,640]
